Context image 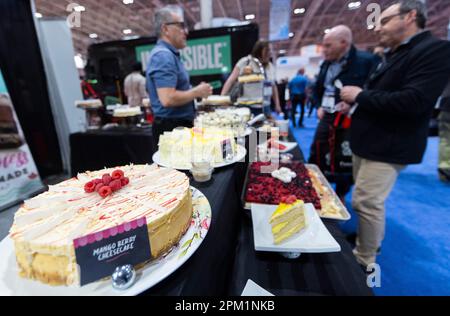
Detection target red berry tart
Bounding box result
[245,161,322,209]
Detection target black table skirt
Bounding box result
[70,128,153,176]
[143,166,241,295]
[228,214,373,296]
[69,128,372,296]
[227,130,371,296]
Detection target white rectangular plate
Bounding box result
[276,141,298,153]
[251,203,341,253]
[257,140,298,153]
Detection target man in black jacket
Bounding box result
[341,0,450,267]
[308,25,378,201]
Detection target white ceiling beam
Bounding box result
[215,0,227,17]
[236,0,243,19]
[288,0,324,55]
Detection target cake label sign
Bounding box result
[73,217,151,286]
[221,138,233,161]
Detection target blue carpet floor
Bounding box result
[287,114,450,296]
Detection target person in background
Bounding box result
[277,78,289,119]
[288,68,309,127]
[146,5,212,148]
[308,25,378,202]
[438,81,450,182]
[221,41,282,115]
[340,0,450,267]
[124,62,148,107]
[306,76,318,117]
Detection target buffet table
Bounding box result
[67,127,372,296]
[144,130,371,296]
[228,135,372,296]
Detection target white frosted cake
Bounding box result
[158,127,237,168]
[215,107,251,122]
[195,108,251,137]
[113,106,142,117]
[9,164,193,286]
[75,99,103,109]
[202,95,231,106]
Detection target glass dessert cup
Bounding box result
[190,161,214,182]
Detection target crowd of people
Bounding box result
[125,0,450,268]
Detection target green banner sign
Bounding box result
[136,35,232,76]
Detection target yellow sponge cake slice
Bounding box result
[270,199,306,244]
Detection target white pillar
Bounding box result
[200,0,213,29]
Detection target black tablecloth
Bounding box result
[143,167,241,295]
[70,128,153,176]
[228,131,373,296]
[228,215,372,296]
[69,127,372,296]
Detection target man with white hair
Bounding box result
[308,25,379,202]
[147,5,212,148]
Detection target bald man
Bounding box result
[308,25,379,201]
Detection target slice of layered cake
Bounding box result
[269,196,306,244]
[158,127,236,168]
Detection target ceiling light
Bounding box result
[245,14,255,20]
[89,33,98,39]
[123,0,134,4]
[348,1,361,10]
[74,5,86,12]
[294,8,306,15]
[123,29,132,35]
[279,49,287,54]
[35,12,43,18]
[289,32,295,38]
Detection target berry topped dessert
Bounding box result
[245,162,345,219]
[245,162,322,210]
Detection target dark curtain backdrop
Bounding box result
[0,0,63,178]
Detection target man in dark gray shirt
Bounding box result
[147,5,212,148]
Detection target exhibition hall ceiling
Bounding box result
[34,0,450,57]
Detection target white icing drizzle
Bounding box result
[10,165,189,248]
[271,167,297,184]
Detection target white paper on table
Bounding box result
[241,279,275,296]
